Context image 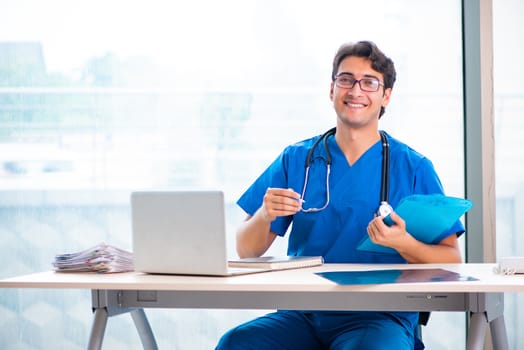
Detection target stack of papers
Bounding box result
[52,243,134,273]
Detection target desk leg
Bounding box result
[467,312,488,350]
[489,315,509,350]
[466,312,509,350]
[87,307,108,350]
[131,309,158,350]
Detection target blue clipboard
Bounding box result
[357,194,473,254]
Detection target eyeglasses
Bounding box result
[334,73,384,92]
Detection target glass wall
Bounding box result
[0,1,466,349]
[493,1,524,348]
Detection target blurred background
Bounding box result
[0,0,522,349]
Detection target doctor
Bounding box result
[216,40,463,350]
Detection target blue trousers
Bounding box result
[216,310,417,350]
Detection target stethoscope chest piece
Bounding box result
[377,201,393,217]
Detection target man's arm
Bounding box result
[236,188,301,258]
[394,233,461,263]
[367,211,462,263]
[236,211,277,258]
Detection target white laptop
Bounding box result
[131,190,272,276]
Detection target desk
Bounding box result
[1,263,523,350]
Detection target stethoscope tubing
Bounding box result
[301,128,390,214]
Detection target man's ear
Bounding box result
[382,87,392,108]
[329,82,335,101]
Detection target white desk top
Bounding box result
[2,263,524,293]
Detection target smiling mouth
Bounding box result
[344,101,366,108]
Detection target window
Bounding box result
[0,1,466,348]
[493,1,524,347]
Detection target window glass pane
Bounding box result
[494,1,524,348]
[0,0,464,349]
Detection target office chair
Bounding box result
[414,312,431,350]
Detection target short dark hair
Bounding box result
[331,41,396,117]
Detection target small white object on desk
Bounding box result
[496,256,524,275]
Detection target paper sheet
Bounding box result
[316,268,478,285]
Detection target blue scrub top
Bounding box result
[237,130,465,264]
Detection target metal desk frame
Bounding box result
[88,288,508,350]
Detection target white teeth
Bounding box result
[345,102,365,108]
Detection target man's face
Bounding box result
[330,56,391,129]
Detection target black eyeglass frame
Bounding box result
[334,73,384,92]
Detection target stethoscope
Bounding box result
[300,127,393,217]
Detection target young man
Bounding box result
[216,41,463,350]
